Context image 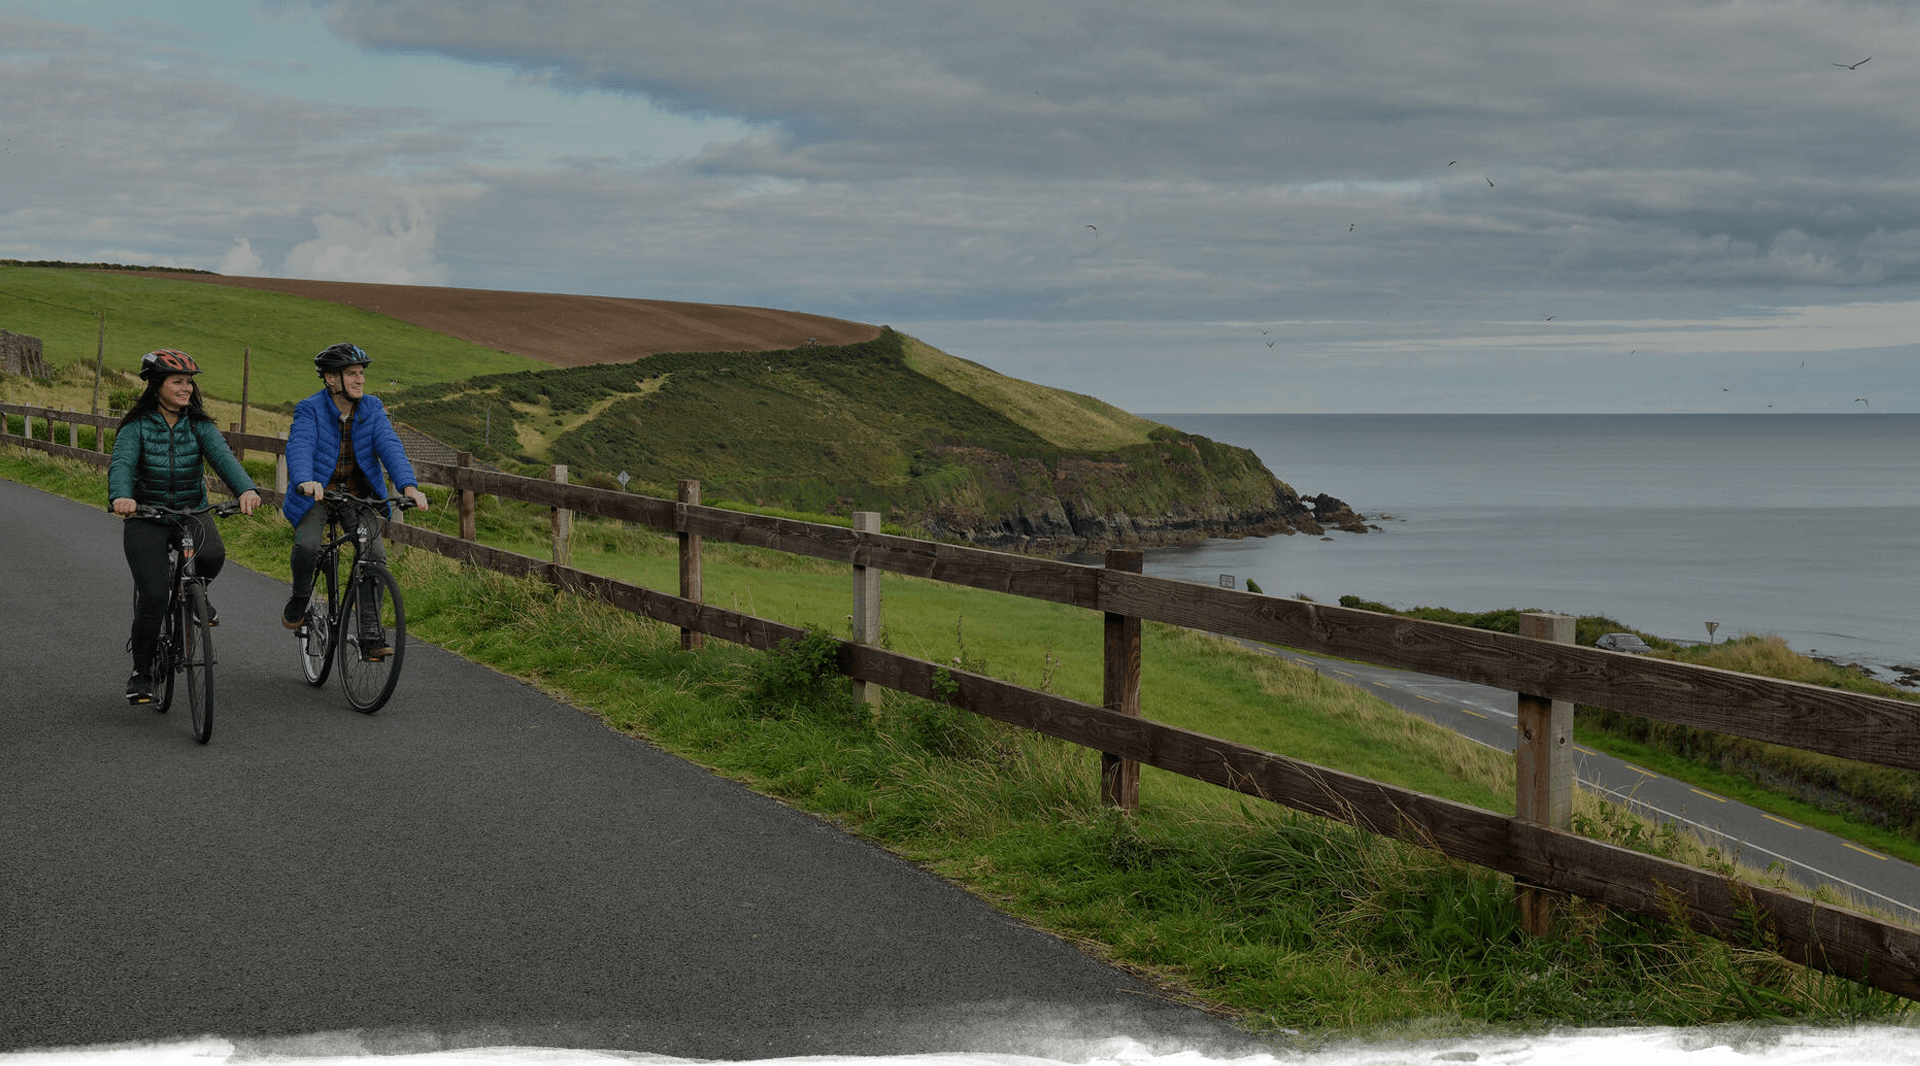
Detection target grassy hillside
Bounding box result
[0,264,543,405]
[1,264,1348,549]
[386,330,1330,546]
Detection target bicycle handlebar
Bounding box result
[323,491,420,511]
[129,501,244,520]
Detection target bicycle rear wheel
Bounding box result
[182,582,215,744]
[339,564,405,713]
[299,551,337,687]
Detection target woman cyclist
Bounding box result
[281,343,428,659]
[108,349,262,702]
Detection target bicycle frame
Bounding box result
[129,501,239,742]
[297,491,415,712]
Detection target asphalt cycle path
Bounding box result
[0,478,1249,1059]
[1260,647,1920,926]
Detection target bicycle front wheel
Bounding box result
[339,564,405,713]
[299,551,337,687]
[152,617,177,715]
[182,583,215,744]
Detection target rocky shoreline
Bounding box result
[917,488,1373,555]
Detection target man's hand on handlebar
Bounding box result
[403,486,429,511]
[301,481,326,500]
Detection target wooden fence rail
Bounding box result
[7,400,1919,1002]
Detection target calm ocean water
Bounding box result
[1139,414,1920,675]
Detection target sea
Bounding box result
[1136,414,1920,679]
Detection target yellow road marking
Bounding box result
[1762,814,1803,830]
[1623,763,1659,778]
[1459,708,1487,719]
[1415,694,1440,703]
[1842,842,1890,861]
[1689,788,1727,803]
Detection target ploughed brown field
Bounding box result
[148,272,884,368]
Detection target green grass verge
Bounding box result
[1336,596,1920,864]
[8,446,1912,1036]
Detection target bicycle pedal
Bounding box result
[126,693,153,705]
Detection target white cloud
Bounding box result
[218,238,266,276]
[281,203,449,285]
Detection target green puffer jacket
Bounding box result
[108,409,257,510]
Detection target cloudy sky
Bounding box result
[4,0,1918,413]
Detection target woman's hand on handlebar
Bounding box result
[111,497,137,516]
[238,489,263,516]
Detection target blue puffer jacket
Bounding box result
[108,409,257,509]
[281,389,419,525]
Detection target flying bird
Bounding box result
[1085,224,1097,231]
[1833,57,1871,69]
[1448,161,1457,166]
[1542,315,1554,321]
[1486,177,1495,187]
[1266,342,1276,348]
[1349,223,1355,232]
[1856,397,1870,406]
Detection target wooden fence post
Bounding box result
[1516,611,1576,936]
[550,464,572,567]
[1101,549,1145,811]
[67,410,78,449]
[274,433,289,496]
[850,511,882,710]
[458,452,477,541]
[678,479,703,651]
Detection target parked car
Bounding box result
[1594,632,1653,654]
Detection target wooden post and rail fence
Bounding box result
[7,401,1920,1000]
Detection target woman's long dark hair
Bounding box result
[117,375,213,429]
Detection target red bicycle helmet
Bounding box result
[139,349,202,380]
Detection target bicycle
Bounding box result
[295,491,417,713]
[128,501,242,744]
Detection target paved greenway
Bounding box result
[0,478,1250,1058]
[1264,649,1920,926]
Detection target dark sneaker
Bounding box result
[282,595,309,630]
[358,631,393,661]
[125,672,154,704]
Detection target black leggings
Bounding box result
[123,514,225,673]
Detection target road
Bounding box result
[1258,647,1920,925]
[0,478,1247,1058]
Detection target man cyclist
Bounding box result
[109,349,262,702]
[281,343,429,659]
